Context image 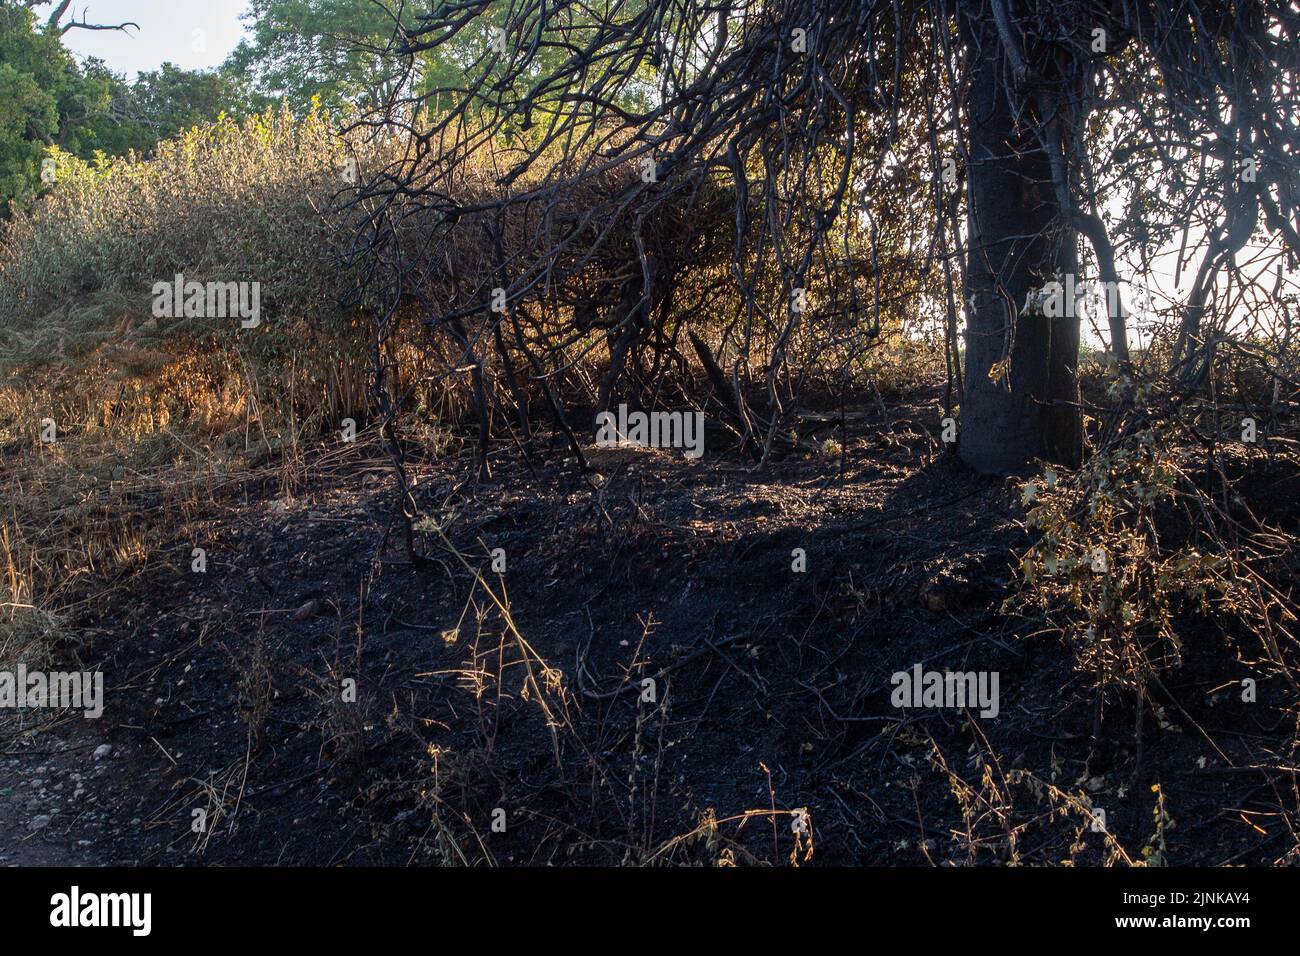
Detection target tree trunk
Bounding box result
[958,12,1082,475]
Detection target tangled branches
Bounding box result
[329,0,1300,546]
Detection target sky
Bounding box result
[42,0,250,79]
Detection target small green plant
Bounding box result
[1014,374,1295,769]
[1018,423,1228,706]
[1140,783,1173,866]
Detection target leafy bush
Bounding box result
[1016,379,1298,717]
[0,105,354,360]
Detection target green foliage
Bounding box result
[1,0,654,210]
[0,4,83,208]
[110,63,254,152]
[0,105,361,365]
[1140,784,1173,867]
[225,0,439,113]
[1020,429,1199,691]
[0,8,245,212]
[1015,390,1255,699]
[224,0,657,116]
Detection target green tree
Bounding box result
[0,3,77,207]
[224,0,432,113]
[224,0,636,116]
[120,63,252,145]
[0,4,250,211]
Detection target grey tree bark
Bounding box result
[958,12,1082,475]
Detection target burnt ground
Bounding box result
[3,387,1296,866]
